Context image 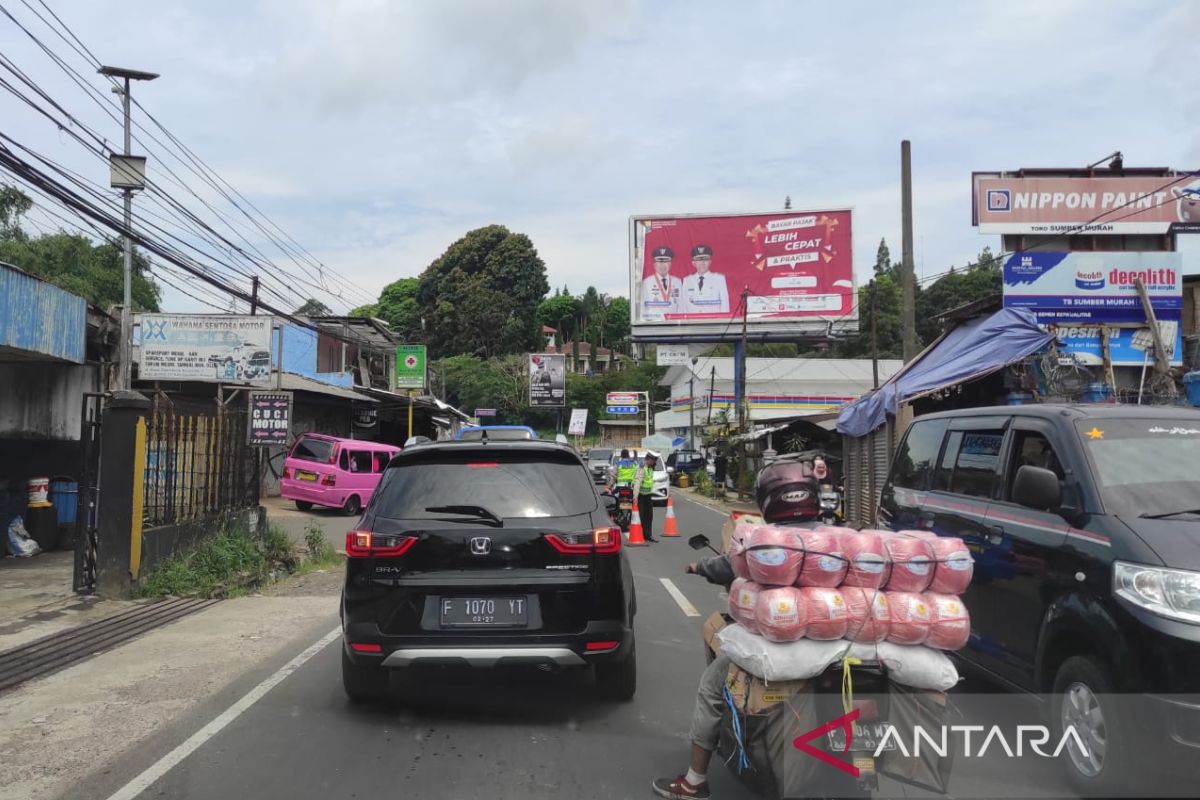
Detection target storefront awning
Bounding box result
[280,372,377,403]
[836,308,1052,437]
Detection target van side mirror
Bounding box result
[1012,465,1062,512]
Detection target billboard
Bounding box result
[629,210,856,338]
[973,173,1200,234]
[529,353,566,407]
[568,408,588,435]
[247,391,292,446]
[137,314,273,384]
[1053,322,1182,367]
[1002,252,1182,323]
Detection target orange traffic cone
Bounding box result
[627,507,647,546]
[663,496,680,537]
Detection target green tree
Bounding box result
[914,247,1002,345]
[374,277,422,342]
[536,293,580,341]
[416,225,550,358]
[0,183,160,310]
[294,298,332,316]
[602,296,631,350]
[837,273,904,359]
[874,237,894,278]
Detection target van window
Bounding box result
[947,430,1005,499]
[291,436,333,464]
[891,419,949,490]
[1008,432,1064,483]
[347,451,372,473]
[373,452,389,473]
[931,431,964,491]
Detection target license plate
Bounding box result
[619,502,633,510]
[296,470,317,482]
[827,721,894,753]
[440,597,528,628]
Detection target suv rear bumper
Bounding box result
[342,619,633,668]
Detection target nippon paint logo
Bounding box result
[793,709,1089,778]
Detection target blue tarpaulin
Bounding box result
[836,308,1053,437]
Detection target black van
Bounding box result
[879,404,1200,795]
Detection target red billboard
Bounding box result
[630,210,855,336]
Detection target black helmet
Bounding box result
[620,449,630,458]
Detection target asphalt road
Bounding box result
[76,495,1092,800]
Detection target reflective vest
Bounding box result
[614,459,637,483]
[638,465,655,495]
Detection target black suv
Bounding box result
[340,439,636,702]
[880,404,1200,795]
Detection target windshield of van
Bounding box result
[587,448,613,464]
[1076,419,1200,518]
[290,436,334,464]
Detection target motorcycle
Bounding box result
[688,532,882,798]
[610,483,635,532]
[813,456,843,526]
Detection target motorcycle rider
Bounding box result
[652,552,736,799]
[613,449,637,487]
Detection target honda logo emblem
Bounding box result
[470,537,491,555]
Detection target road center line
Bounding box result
[677,495,734,517]
[103,626,342,800]
[660,577,701,617]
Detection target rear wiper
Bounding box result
[1140,507,1200,520]
[425,505,503,527]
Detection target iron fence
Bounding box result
[143,401,257,528]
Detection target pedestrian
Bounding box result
[635,452,659,542]
[681,244,729,314]
[641,246,683,319]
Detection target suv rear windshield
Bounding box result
[290,436,333,464]
[1076,418,1200,517]
[375,452,598,519]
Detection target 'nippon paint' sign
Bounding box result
[974,173,1200,234]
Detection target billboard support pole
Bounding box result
[689,374,695,451]
[707,366,715,425]
[901,140,917,362]
[870,279,879,389]
[737,288,749,434]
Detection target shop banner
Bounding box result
[1002,252,1182,323]
[1053,322,1183,367]
[529,353,566,407]
[247,391,292,446]
[656,344,691,366]
[395,344,426,390]
[631,210,855,333]
[138,314,273,384]
[974,173,1200,234]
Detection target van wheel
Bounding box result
[595,642,636,702]
[295,501,313,512]
[343,495,362,516]
[342,649,387,703]
[1052,655,1129,796]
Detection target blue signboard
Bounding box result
[1053,322,1183,367]
[1002,251,1182,324]
[607,405,639,415]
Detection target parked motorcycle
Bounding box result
[813,455,843,525]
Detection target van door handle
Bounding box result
[986,525,1005,546]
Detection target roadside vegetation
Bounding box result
[138,522,341,599]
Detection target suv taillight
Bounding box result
[345,531,417,558]
[545,527,621,555]
[282,467,291,480]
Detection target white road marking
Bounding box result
[677,495,733,517]
[103,626,342,800]
[660,577,701,617]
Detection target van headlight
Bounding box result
[1114,561,1200,624]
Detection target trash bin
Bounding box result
[24,505,57,552]
[49,478,79,526]
[1081,383,1115,403]
[1184,372,1200,408]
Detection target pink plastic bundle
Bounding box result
[728,577,763,634]
[929,537,975,594]
[754,586,809,642]
[884,535,935,592]
[885,591,932,645]
[727,523,755,580]
[746,525,805,586]
[899,529,940,543]
[839,530,891,589]
[797,528,848,587]
[799,587,848,640]
[925,593,971,650]
[841,587,891,643]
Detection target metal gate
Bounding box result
[73,392,105,594]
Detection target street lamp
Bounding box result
[99,64,158,390]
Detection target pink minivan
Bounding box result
[281,433,401,516]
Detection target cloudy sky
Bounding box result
[2,0,1197,314]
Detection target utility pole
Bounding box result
[869,279,879,389]
[900,139,917,362]
[249,276,260,315]
[100,65,158,390]
[707,365,716,424]
[689,373,695,450]
[737,287,749,434]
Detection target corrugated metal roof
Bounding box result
[0,262,87,363]
[279,372,376,402]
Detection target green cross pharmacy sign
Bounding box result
[395,344,426,390]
